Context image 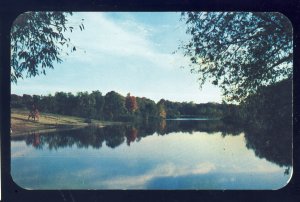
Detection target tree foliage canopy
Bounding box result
[125,93,138,113]
[11,90,231,121]
[11,12,84,83]
[180,12,293,102]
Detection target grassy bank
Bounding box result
[11,108,123,136]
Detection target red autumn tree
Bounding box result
[125,93,138,113]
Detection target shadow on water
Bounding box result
[244,124,292,169]
[12,118,292,168]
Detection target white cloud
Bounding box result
[66,12,189,69]
[100,162,215,189]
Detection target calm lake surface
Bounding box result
[11,119,292,190]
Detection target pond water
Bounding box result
[11,119,292,190]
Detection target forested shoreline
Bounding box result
[11,76,292,129]
[11,90,238,122]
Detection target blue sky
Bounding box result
[11,12,222,103]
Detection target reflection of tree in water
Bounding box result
[14,120,242,150]
[13,119,292,169]
[159,119,166,131]
[244,124,292,169]
[23,127,106,150]
[158,120,243,136]
[103,126,125,148]
[125,127,138,146]
[25,133,43,149]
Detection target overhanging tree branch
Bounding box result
[179,12,293,102]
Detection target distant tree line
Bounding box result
[11,90,237,121]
